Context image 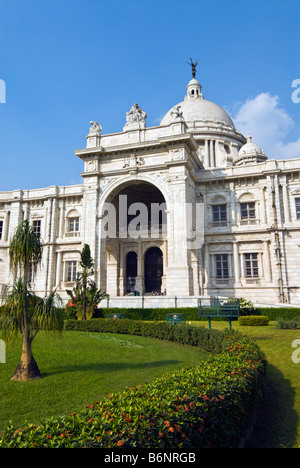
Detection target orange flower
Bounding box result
[164,421,170,427]
[168,427,174,432]
[117,440,124,447]
[158,432,164,438]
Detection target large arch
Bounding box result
[98,175,168,296]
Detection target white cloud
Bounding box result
[231,92,300,159]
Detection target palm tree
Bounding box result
[79,244,94,321]
[66,244,108,320]
[1,220,63,381]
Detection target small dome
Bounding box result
[238,135,264,157]
[235,135,267,166]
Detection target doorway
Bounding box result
[144,247,163,293]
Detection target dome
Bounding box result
[160,78,235,129]
[234,135,267,166]
[238,135,264,157]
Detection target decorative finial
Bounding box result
[186,57,199,78]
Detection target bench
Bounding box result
[166,313,186,325]
[198,297,240,330]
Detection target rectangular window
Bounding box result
[240,202,256,220]
[66,261,77,282]
[0,220,3,240]
[69,217,79,232]
[295,198,300,220]
[215,254,229,279]
[33,220,41,238]
[212,204,227,222]
[244,253,259,278]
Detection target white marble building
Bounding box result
[1,73,300,306]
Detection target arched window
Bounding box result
[144,247,163,293]
[66,209,80,237]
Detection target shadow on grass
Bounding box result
[246,362,298,448]
[42,360,182,377]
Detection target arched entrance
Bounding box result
[144,247,163,294]
[100,179,167,296]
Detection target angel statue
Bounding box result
[186,58,199,78]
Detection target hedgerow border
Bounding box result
[0,319,266,448]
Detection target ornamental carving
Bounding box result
[123,154,145,169]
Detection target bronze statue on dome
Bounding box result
[186,58,199,78]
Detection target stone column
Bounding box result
[260,187,266,225]
[3,211,10,241]
[55,251,62,288]
[204,139,210,167]
[263,240,272,282]
[210,140,215,167]
[233,242,241,285]
[58,199,65,238]
[204,243,211,289]
[230,182,236,225]
[135,242,143,295]
[282,182,291,224]
[166,176,193,295]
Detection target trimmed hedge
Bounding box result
[0,319,266,448]
[95,306,300,322]
[238,315,269,326]
[256,307,300,321]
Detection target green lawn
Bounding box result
[191,320,300,448]
[0,330,208,431]
[1,321,300,448]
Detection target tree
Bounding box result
[66,244,108,320]
[1,220,63,381]
[78,244,94,321]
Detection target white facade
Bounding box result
[1,75,300,305]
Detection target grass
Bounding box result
[191,320,300,448]
[0,330,208,431]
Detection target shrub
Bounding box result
[276,317,300,329]
[0,319,266,448]
[238,315,269,326]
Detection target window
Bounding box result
[0,220,3,240]
[66,217,80,236]
[69,217,79,232]
[295,198,300,220]
[212,204,227,222]
[240,202,256,220]
[244,253,259,278]
[215,254,229,279]
[33,220,41,238]
[66,261,77,282]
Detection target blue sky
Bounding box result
[0,0,299,191]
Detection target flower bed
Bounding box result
[0,320,266,448]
